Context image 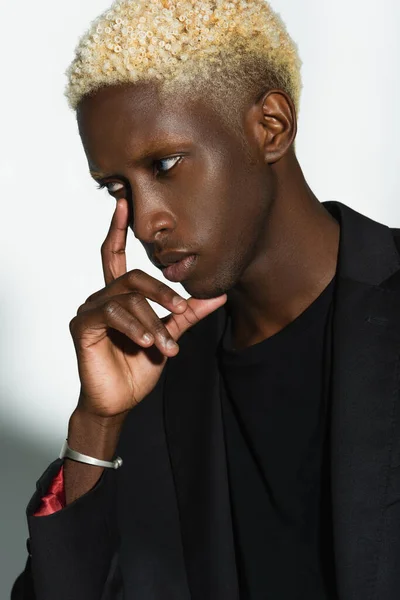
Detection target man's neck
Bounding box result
[225,163,340,350]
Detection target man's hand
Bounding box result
[69,197,227,419]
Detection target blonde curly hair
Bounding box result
[66,0,302,128]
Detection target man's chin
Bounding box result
[182,280,230,301]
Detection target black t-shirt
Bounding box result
[217,276,337,599]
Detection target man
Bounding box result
[11,0,400,598]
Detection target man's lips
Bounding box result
[162,254,198,283]
[153,250,195,268]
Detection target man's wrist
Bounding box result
[63,406,127,505]
[67,405,127,461]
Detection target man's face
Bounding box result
[77,82,274,299]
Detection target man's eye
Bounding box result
[106,182,124,193]
[97,181,124,194]
[155,156,182,174]
[96,156,182,195]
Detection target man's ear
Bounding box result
[246,89,297,164]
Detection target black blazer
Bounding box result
[12,201,400,600]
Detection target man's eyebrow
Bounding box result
[124,141,185,168]
[90,170,105,179]
[88,148,158,179]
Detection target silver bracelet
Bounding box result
[59,439,123,469]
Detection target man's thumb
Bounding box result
[164,294,228,341]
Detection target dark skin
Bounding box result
[63,80,340,504]
[77,81,340,351]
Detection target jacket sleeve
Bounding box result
[10,457,120,600]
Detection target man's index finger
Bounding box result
[101,199,129,286]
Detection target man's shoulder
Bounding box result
[390,227,400,256]
[391,227,400,239]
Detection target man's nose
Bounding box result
[131,195,175,246]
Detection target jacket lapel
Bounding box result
[325,202,400,599]
[164,306,239,599]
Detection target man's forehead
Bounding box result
[77,82,218,128]
[79,87,222,155]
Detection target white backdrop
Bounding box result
[1,0,399,595]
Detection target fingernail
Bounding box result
[172,296,186,307]
[167,339,178,350]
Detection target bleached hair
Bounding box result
[66,0,302,129]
